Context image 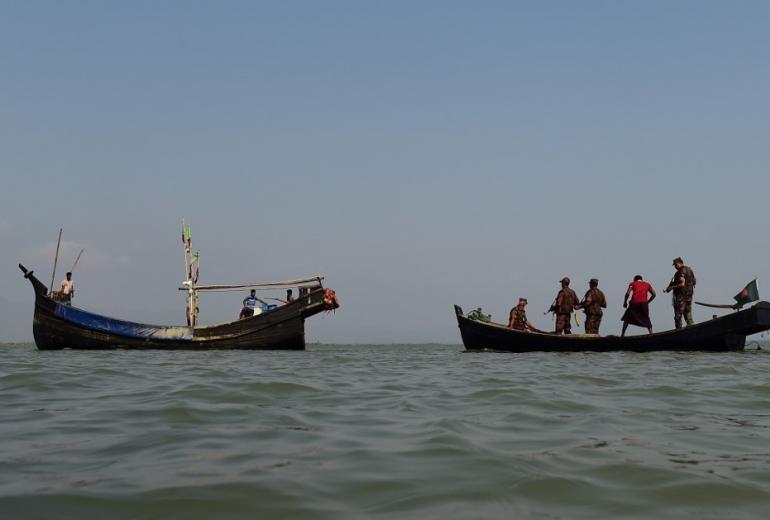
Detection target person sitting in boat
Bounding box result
[508,298,540,332]
[621,275,656,336]
[277,289,294,304]
[60,272,74,305]
[240,289,267,319]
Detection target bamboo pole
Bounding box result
[49,228,63,296]
[70,249,84,273]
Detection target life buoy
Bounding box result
[323,288,338,309]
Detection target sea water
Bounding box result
[1,343,769,519]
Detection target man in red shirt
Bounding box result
[621,275,656,336]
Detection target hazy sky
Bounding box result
[1,1,769,342]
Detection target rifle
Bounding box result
[544,296,557,315]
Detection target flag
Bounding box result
[734,279,759,307]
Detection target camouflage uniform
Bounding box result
[582,287,607,334]
[673,266,696,328]
[509,307,528,331]
[553,288,579,335]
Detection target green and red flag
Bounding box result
[734,279,759,307]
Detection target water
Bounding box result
[1,343,769,519]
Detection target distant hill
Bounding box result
[0,297,34,342]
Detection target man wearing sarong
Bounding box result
[622,275,656,336]
[578,278,607,334]
[60,272,74,305]
[508,298,539,332]
[664,257,696,328]
[550,277,579,335]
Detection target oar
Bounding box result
[695,301,741,310]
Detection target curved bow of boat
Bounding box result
[18,263,48,298]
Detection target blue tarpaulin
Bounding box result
[55,304,193,341]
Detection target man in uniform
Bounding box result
[664,257,696,328]
[578,278,607,334]
[508,298,540,332]
[550,277,579,335]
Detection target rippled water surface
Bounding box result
[1,343,769,519]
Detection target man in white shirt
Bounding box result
[60,272,74,305]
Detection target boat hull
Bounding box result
[21,264,335,350]
[454,303,770,352]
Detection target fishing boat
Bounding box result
[454,303,770,352]
[19,224,338,350]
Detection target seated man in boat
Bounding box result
[240,289,267,319]
[621,275,656,336]
[60,272,74,305]
[508,298,540,332]
[277,289,294,304]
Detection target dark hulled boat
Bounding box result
[454,303,770,352]
[19,264,338,350]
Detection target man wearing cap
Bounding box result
[578,278,607,334]
[664,257,696,328]
[508,298,539,332]
[550,277,579,334]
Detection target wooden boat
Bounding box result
[19,264,338,350]
[454,303,770,352]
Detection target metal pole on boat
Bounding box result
[181,219,198,327]
[49,228,63,296]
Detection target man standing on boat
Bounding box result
[60,272,74,305]
[550,277,580,334]
[664,257,696,328]
[241,289,266,319]
[508,298,540,332]
[622,275,656,336]
[578,278,607,334]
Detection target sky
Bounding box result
[1,1,769,343]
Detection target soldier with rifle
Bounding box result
[578,278,607,334]
[664,256,696,328]
[548,277,580,335]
